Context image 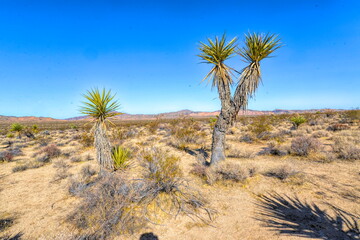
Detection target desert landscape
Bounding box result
[1,1,359,240]
[0,109,359,239]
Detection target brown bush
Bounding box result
[266,165,298,180]
[80,133,94,147]
[328,123,350,131]
[291,136,322,156]
[333,136,360,160]
[39,144,61,158]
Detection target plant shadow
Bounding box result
[256,193,359,240]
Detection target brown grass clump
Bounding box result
[333,135,360,160]
[291,136,322,156]
[0,151,14,162]
[249,115,273,140]
[328,123,351,131]
[68,148,213,239]
[39,144,61,158]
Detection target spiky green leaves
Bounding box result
[236,33,282,108]
[80,88,121,123]
[198,34,237,87]
[238,33,281,63]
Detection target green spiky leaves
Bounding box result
[238,32,281,63]
[198,34,237,88]
[238,33,282,101]
[80,88,121,123]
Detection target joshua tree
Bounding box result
[199,33,281,165]
[80,88,120,171]
[10,123,24,139]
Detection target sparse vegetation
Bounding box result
[112,146,132,171]
[291,136,322,156]
[290,115,306,129]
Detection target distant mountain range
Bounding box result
[0,109,341,122]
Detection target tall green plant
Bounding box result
[80,88,121,171]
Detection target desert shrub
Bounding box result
[36,153,51,163]
[239,134,254,143]
[209,117,217,130]
[215,163,257,183]
[12,164,29,172]
[147,120,160,134]
[32,124,39,133]
[81,165,97,179]
[290,116,307,129]
[333,136,360,160]
[259,142,288,156]
[291,136,322,156]
[39,144,61,158]
[312,130,329,138]
[216,163,249,182]
[80,133,94,147]
[226,146,256,158]
[69,151,212,238]
[6,133,14,138]
[53,160,71,181]
[0,151,14,162]
[112,146,132,171]
[343,109,360,122]
[327,123,350,131]
[139,148,183,191]
[170,120,205,149]
[12,161,44,172]
[68,173,148,238]
[69,124,78,130]
[0,214,15,232]
[249,116,272,139]
[70,156,82,163]
[10,123,24,133]
[266,165,298,180]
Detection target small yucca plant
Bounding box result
[112,146,132,171]
[290,116,307,129]
[10,123,24,139]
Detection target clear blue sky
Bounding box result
[0,0,359,119]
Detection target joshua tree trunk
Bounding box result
[209,76,249,165]
[93,122,113,171]
[210,77,233,165]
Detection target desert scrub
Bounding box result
[112,146,132,171]
[170,119,205,149]
[39,144,61,158]
[290,115,307,129]
[68,149,213,239]
[0,151,14,162]
[10,123,24,138]
[80,132,94,148]
[249,115,273,140]
[226,146,256,158]
[259,141,288,156]
[265,165,299,180]
[291,136,322,156]
[332,135,360,160]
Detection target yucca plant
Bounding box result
[112,146,132,171]
[199,33,281,165]
[80,88,121,171]
[10,123,24,139]
[290,116,307,129]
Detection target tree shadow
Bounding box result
[256,193,359,240]
[0,233,23,240]
[139,232,159,240]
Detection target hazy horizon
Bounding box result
[1,1,359,118]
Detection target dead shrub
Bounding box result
[39,144,61,158]
[259,142,288,156]
[0,151,14,162]
[266,165,298,180]
[226,146,256,158]
[312,130,329,138]
[80,133,94,147]
[333,136,360,160]
[291,136,322,156]
[68,148,213,239]
[327,123,350,131]
[216,163,253,182]
[249,116,273,139]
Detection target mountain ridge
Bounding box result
[0,108,341,122]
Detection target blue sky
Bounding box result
[0,0,359,119]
